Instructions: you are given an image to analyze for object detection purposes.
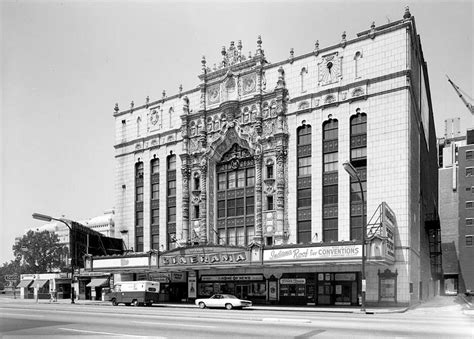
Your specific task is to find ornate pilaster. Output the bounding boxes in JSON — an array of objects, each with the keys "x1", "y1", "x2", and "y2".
[
  {"x1": 199, "y1": 158, "x2": 208, "y2": 244},
  {"x1": 199, "y1": 56, "x2": 207, "y2": 111},
  {"x1": 275, "y1": 147, "x2": 287, "y2": 241},
  {"x1": 254, "y1": 151, "x2": 263, "y2": 243},
  {"x1": 180, "y1": 96, "x2": 190, "y2": 154},
  {"x1": 180, "y1": 158, "x2": 191, "y2": 243}
]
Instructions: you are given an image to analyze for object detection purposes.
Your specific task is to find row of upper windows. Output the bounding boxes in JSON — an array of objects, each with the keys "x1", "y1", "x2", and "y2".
[{"x1": 297, "y1": 113, "x2": 367, "y2": 146}]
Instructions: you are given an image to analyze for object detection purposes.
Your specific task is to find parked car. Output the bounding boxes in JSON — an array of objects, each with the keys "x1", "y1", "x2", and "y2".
[{"x1": 195, "y1": 294, "x2": 252, "y2": 310}]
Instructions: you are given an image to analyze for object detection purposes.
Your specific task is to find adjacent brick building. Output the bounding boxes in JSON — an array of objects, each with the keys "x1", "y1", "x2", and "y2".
[{"x1": 438, "y1": 122, "x2": 474, "y2": 294}]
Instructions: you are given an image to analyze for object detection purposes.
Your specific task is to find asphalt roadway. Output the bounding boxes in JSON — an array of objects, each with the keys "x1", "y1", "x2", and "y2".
[{"x1": 0, "y1": 295, "x2": 472, "y2": 338}]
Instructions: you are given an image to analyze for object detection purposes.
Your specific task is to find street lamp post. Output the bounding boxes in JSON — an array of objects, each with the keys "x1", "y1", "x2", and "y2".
[
  {"x1": 32, "y1": 213, "x2": 75, "y2": 304},
  {"x1": 342, "y1": 161, "x2": 366, "y2": 313}
]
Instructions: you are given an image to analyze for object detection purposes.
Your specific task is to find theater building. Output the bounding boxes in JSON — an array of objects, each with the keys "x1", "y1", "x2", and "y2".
[{"x1": 87, "y1": 8, "x2": 441, "y2": 306}]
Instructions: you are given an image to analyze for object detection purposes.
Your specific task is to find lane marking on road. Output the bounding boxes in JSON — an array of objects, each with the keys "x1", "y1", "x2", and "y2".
[
  {"x1": 133, "y1": 320, "x2": 216, "y2": 329},
  {"x1": 294, "y1": 329, "x2": 326, "y2": 338},
  {"x1": 58, "y1": 327, "x2": 160, "y2": 337},
  {"x1": 1, "y1": 313, "x2": 45, "y2": 319},
  {"x1": 262, "y1": 318, "x2": 312, "y2": 324}
]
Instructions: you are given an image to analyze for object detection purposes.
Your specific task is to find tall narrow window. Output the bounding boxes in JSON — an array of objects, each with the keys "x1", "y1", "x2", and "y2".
[
  {"x1": 169, "y1": 108, "x2": 174, "y2": 128},
  {"x1": 150, "y1": 158, "x2": 160, "y2": 250},
  {"x1": 194, "y1": 173, "x2": 200, "y2": 191},
  {"x1": 167, "y1": 155, "x2": 177, "y2": 249},
  {"x1": 266, "y1": 161, "x2": 274, "y2": 179},
  {"x1": 354, "y1": 51, "x2": 362, "y2": 78},
  {"x1": 350, "y1": 113, "x2": 367, "y2": 241},
  {"x1": 297, "y1": 125, "x2": 312, "y2": 243},
  {"x1": 323, "y1": 120, "x2": 338, "y2": 242},
  {"x1": 137, "y1": 117, "x2": 142, "y2": 137},
  {"x1": 121, "y1": 120, "x2": 126, "y2": 142},
  {"x1": 300, "y1": 67, "x2": 308, "y2": 93},
  {"x1": 135, "y1": 161, "x2": 144, "y2": 252},
  {"x1": 216, "y1": 144, "x2": 255, "y2": 246}
]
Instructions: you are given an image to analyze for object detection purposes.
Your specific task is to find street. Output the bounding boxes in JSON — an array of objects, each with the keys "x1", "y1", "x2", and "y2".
[{"x1": 0, "y1": 296, "x2": 472, "y2": 338}]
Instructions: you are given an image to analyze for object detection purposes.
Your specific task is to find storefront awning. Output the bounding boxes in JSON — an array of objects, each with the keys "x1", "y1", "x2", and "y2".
[
  {"x1": 16, "y1": 280, "x2": 33, "y2": 288},
  {"x1": 86, "y1": 278, "x2": 109, "y2": 288},
  {"x1": 32, "y1": 279, "x2": 49, "y2": 289}
]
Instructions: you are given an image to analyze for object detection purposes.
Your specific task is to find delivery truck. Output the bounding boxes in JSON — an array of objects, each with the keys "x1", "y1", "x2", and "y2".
[{"x1": 107, "y1": 281, "x2": 160, "y2": 306}]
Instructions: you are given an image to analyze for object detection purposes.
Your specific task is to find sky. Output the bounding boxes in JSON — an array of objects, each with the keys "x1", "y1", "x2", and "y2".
[{"x1": 1, "y1": 0, "x2": 472, "y2": 264}]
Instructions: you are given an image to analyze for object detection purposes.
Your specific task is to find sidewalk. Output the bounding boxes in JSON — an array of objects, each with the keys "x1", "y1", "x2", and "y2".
[{"x1": 0, "y1": 296, "x2": 407, "y2": 314}]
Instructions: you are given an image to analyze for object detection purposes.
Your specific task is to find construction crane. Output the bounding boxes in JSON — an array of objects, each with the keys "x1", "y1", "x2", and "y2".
[{"x1": 446, "y1": 75, "x2": 474, "y2": 114}]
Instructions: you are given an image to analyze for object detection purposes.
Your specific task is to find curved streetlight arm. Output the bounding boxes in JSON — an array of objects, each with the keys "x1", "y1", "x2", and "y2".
[
  {"x1": 342, "y1": 161, "x2": 366, "y2": 313},
  {"x1": 31, "y1": 212, "x2": 75, "y2": 304},
  {"x1": 32, "y1": 213, "x2": 72, "y2": 230}
]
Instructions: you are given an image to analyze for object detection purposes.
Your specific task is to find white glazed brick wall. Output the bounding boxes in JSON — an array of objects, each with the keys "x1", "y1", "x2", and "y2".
[
  {"x1": 264, "y1": 28, "x2": 407, "y2": 100},
  {"x1": 114, "y1": 152, "x2": 136, "y2": 249},
  {"x1": 115, "y1": 89, "x2": 200, "y2": 147}
]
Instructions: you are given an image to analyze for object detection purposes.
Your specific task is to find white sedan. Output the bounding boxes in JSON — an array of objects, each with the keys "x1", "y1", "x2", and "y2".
[{"x1": 195, "y1": 294, "x2": 252, "y2": 310}]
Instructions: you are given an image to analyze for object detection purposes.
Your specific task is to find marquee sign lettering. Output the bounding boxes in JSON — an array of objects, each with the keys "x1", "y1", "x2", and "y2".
[
  {"x1": 263, "y1": 245, "x2": 362, "y2": 262},
  {"x1": 160, "y1": 251, "x2": 248, "y2": 267}
]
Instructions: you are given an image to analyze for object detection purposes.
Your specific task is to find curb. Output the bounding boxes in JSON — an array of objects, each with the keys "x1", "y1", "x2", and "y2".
[{"x1": 0, "y1": 298, "x2": 407, "y2": 314}]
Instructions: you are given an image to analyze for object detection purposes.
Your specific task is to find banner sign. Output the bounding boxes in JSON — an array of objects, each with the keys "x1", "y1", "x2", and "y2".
[
  {"x1": 201, "y1": 275, "x2": 264, "y2": 282},
  {"x1": 263, "y1": 245, "x2": 362, "y2": 262},
  {"x1": 93, "y1": 256, "x2": 149, "y2": 269},
  {"x1": 161, "y1": 251, "x2": 248, "y2": 267},
  {"x1": 280, "y1": 278, "x2": 306, "y2": 285}
]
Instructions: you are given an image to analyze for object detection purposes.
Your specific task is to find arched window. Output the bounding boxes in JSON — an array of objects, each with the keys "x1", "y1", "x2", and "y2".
[
  {"x1": 121, "y1": 119, "x2": 126, "y2": 142},
  {"x1": 350, "y1": 112, "x2": 367, "y2": 241},
  {"x1": 322, "y1": 119, "x2": 338, "y2": 242},
  {"x1": 216, "y1": 144, "x2": 255, "y2": 246},
  {"x1": 167, "y1": 155, "x2": 177, "y2": 249},
  {"x1": 169, "y1": 108, "x2": 174, "y2": 128},
  {"x1": 135, "y1": 161, "x2": 144, "y2": 252},
  {"x1": 300, "y1": 67, "x2": 308, "y2": 93},
  {"x1": 354, "y1": 51, "x2": 362, "y2": 78},
  {"x1": 137, "y1": 117, "x2": 142, "y2": 137},
  {"x1": 266, "y1": 159, "x2": 274, "y2": 179},
  {"x1": 297, "y1": 125, "x2": 312, "y2": 243}
]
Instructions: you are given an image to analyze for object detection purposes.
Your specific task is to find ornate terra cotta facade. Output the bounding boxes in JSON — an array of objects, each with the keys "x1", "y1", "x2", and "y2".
[{"x1": 98, "y1": 7, "x2": 441, "y2": 307}]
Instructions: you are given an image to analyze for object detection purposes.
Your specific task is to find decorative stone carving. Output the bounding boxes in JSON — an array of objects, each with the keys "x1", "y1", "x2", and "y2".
[
  {"x1": 270, "y1": 100, "x2": 277, "y2": 117},
  {"x1": 276, "y1": 66, "x2": 286, "y2": 89},
  {"x1": 254, "y1": 152, "x2": 263, "y2": 242},
  {"x1": 191, "y1": 195, "x2": 200, "y2": 205},
  {"x1": 242, "y1": 73, "x2": 256, "y2": 94},
  {"x1": 262, "y1": 120, "x2": 275, "y2": 138},
  {"x1": 319, "y1": 53, "x2": 341, "y2": 85},
  {"x1": 324, "y1": 94, "x2": 336, "y2": 104},
  {"x1": 314, "y1": 40, "x2": 319, "y2": 56},
  {"x1": 199, "y1": 158, "x2": 208, "y2": 244},
  {"x1": 298, "y1": 101, "x2": 309, "y2": 110},
  {"x1": 352, "y1": 87, "x2": 365, "y2": 97},
  {"x1": 189, "y1": 138, "x2": 200, "y2": 153}
]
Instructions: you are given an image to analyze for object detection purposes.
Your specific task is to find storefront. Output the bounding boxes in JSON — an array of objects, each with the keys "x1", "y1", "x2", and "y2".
[
  {"x1": 16, "y1": 277, "x2": 34, "y2": 299},
  {"x1": 86, "y1": 277, "x2": 110, "y2": 300},
  {"x1": 86, "y1": 240, "x2": 396, "y2": 306},
  {"x1": 277, "y1": 272, "x2": 358, "y2": 306},
  {"x1": 198, "y1": 274, "x2": 266, "y2": 303},
  {"x1": 149, "y1": 272, "x2": 188, "y2": 302},
  {"x1": 18, "y1": 273, "x2": 72, "y2": 300}
]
